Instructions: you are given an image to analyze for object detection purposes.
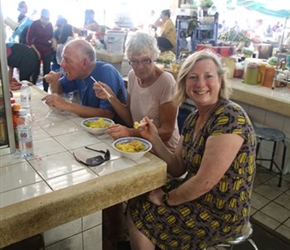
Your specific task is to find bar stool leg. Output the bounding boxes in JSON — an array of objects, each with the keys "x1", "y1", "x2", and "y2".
[
  {"x1": 256, "y1": 140, "x2": 261, "y2": 158},
  {"x1": 278, "y1": 141, "x2": 287, "y2": 187},
  {"x1": 248, "y1": 239, "x2": 259, "y2": 250},
  {"x1": 269, "y1": 141, "x2": 277, "y2": 172}
]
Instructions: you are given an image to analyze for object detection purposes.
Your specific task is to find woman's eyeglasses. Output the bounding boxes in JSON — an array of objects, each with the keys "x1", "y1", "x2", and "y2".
[
  {"x1": 129, "y1": 59, "x2": 152, "y2": 66},
  {"x1": 73, "y1": 146, "x2": 110, "y2": 167}
]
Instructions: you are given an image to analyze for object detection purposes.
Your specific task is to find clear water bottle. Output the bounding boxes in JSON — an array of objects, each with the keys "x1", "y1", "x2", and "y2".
[
  {"x1": 17, "y1": 109, "x2": 33, "y2": 158},
  {"x1": 20, "y1": 80, "x2": 31, "y2": 111}
]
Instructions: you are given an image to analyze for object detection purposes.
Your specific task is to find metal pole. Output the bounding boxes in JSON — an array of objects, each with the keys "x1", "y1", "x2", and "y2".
[{"x1": 0, "y1": 0, "x2": 16, "y2": 153}]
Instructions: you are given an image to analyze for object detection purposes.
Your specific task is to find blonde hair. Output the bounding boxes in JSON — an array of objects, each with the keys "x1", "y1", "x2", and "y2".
[{"x1": 174, "y1": 50, "x2": 232, "y2": 106}]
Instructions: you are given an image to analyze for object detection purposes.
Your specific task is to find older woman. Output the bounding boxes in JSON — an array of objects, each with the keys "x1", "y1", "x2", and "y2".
[
  {"x1": 127, "y1": 50, "x2": 257, "y2": 250},
  {"x1": 94, "y1": 31, "x2": 180, "y2": 152}
]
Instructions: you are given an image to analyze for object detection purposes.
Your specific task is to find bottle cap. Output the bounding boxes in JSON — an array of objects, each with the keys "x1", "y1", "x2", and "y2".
[
  {"x1": 19, "y1": 109, "x2": 28, "y2": 116},
  {"x1": 13, "y1": 104, "x2": 21, "y2": 111},
  {"x1": 21, "y1": 80, "x2": 29, "y2": 85},
  {"x1": 10, "y1": 97, "x2": 16, "y2": 104}
]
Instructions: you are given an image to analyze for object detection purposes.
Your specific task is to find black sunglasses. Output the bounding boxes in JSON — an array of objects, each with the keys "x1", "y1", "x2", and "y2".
[{"x1": 73, "y1": 146, "x2": 110, "y2": 167}]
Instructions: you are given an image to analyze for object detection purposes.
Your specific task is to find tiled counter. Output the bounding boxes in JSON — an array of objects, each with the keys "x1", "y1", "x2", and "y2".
[
  {"x1": 228, "y1": 78, "x2": 290, "y2": 117},
  {"x1": 0, "y1": 87, "x2": 167, "y2": 249},
  {"x1": 228, "y1": 78, "x2": 290, "y2": 174}
]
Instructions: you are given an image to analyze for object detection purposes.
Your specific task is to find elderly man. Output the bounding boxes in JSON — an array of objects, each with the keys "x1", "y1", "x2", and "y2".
[{"x1": 42, "y1": 39, "x2": 127, "y2": 122}]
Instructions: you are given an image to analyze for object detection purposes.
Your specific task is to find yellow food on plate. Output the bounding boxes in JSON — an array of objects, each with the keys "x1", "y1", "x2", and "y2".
[
  {"x1": 84, "y1": 118, "x2": 110, "y2": 129},
  {"x1": 116, "y1": 140, "x2": 147, "y2": 152}
]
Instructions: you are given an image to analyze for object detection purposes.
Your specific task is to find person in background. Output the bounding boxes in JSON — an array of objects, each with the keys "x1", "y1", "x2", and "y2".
[
  {"x1": 12, "y1": 1, "x2": 32, "y2": 44},
  {"x1": 126, "y1": 50, "x2": 257, "y2": 249},
  {"x1": 272, "y1": 21, "x2": 280, "y2": 32},
  {"x1": 154, "y1": 9, "x2": 176, "y2": 52},
  {"x1": 94, "y1": 31, "x2": 180, "y2": 152},
  {"x1": 42, "y1": 39, "x2": 127, "y2": 120},
  {"x1": 17, "y1": 1, "x2": 27, "y2": 22},
  {"x1": 56, "y1": 24, "x2": 74, "y2": 67},
  {"x1": 51, "y1": 16, "x2": 68, "y2": 72},
  {"x1": 84, "y1": 9, "x2": 100, "y2": 32},
  {"x1": 250, "y1": 19, "x2": 265, "y2": 43},
  {"x1": 6, "y1": 43, "x2": 38, "y2": 90},
  {"x1": 218, "y1": 20, "x2": 228, "y2": 35},
  {"x1": 26, "y1": 9, "x2": 53, "y2": 92}
]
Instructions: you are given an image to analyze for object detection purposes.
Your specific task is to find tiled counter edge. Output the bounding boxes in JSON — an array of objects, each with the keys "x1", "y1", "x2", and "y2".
[{"x1": 0, "y1": 153, "x2": 167, "y2": 248}]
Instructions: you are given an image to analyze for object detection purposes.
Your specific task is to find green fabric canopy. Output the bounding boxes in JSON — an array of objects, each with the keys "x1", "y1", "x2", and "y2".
[{"x1": 236, "y1": 0, "x2": 290, "y2": 18}]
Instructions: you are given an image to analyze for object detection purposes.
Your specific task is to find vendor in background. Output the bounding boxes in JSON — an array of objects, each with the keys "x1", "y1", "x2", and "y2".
[
  {"x1": 250, "y1": 19, "x2": 265, "y2": 43},
  {"x1": 84, "y1": 9, "x2": 100, "y2": 32},
  {"x1": 154, "y1": 9, "x2": 176, "y2": 52}
]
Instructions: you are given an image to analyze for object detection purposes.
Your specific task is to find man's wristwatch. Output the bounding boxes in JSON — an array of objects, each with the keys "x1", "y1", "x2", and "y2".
[{"x1": 162, "y1": 192, "x2": 172, "y2": 206}]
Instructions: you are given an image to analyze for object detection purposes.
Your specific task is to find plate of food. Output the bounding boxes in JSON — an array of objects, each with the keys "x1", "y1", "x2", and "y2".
[
  {"x1": 112, "y1": 137, "x2": 152, "y2": 160},
  {"x1": 81, "y1": 117, "x2": 114, "y2": 135}
]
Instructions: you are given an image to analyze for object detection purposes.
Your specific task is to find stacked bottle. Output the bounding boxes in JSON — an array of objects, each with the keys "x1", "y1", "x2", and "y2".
[
  {"x1": 17, "y1": 109, "x2": 34, "y2": 158},
  {"x1": 20, "y1": 80, "x2": 32, "y2": 117}
]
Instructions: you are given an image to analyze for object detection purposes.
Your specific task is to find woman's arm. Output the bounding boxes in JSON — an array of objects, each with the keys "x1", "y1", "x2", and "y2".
[
  {"x1": 94, "y1": 82, "x2": 132, "y2": 126},
  {"x1": 165, "y1": 134, "x2": 244, "y2": 206},
  {"x1": 156, "y1": 100, "x2": 178, "y2": 142},
  {"x1": 140, "y1": 117, "x2": 186, "y2": 177},
  {"x1": 108, "y1": 93, "x2": 133, "y2": 126}
]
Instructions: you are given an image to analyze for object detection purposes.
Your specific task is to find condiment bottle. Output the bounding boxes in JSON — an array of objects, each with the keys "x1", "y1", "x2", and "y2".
[{"x1": 12, "y1": 104, "x2": 21, "y2": 149}]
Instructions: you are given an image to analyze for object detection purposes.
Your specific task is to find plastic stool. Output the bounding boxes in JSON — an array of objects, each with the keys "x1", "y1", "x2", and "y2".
[
  {"x1": 255, "y1": 127, "x2": 287, "y2": 187},
  {"x1": 204, "y1": 222, "x2": 258, "y2": 250}
]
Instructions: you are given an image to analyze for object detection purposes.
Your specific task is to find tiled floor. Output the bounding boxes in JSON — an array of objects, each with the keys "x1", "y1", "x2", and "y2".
[{"x1": 250, "y1": 165, "x2": 290, "y2": 241}]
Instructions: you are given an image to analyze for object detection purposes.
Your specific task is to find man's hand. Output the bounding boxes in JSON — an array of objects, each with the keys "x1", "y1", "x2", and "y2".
[
  {"x1": 41, "y1": 93, "x2": 70, "y2": 111},
  {"x1": 44, "y1": 71, "x2": 62, "y2": 93}
]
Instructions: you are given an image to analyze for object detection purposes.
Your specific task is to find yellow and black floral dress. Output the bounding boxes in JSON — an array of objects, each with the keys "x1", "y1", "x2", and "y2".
[{"x1": 129, "y1": 99, "x2": 257, "y2": 250}]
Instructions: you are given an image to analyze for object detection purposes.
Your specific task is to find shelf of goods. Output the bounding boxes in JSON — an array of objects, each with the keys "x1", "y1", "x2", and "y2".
[{"x1": 175, "y1": 14, "x2": 218, "y2": 57}]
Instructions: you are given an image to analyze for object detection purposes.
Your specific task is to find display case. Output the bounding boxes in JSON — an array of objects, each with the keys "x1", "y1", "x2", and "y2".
[
  {"x1": 0, "y1": 0, "x2": 16, "y2": 152},
  {"x1": 194, "y1": 21, "x2": 218, "y2": 46},
  {"x1": 175, "y1": 11, "x2": 218, "y2": 56}
]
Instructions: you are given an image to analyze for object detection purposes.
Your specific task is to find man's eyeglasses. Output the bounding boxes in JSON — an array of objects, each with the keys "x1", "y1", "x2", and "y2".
[
  {"x1": 73, "y1": 146, "x2": 110, "y2": 167},
  {"x1": 129, "y1": 59, "x2": 152, "y2": 66}
]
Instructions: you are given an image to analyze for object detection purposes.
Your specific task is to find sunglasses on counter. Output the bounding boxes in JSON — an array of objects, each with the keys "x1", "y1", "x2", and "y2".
[{"x1": 73, "y1": 146, "x2": 110, "y2": 167}]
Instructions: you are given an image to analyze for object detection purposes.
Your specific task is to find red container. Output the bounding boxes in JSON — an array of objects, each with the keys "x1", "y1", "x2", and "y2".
[{"x1": 196, "y1": 45, "x2": 235, "y2": 57}]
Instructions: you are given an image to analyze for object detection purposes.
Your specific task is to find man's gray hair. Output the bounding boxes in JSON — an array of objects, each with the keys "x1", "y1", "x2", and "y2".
[{"x1": 65, "y1": 39, "x2": 96, "y2": 62}]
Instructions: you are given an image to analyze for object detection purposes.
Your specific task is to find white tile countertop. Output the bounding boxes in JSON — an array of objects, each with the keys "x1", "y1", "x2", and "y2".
[
  {"x1": 228, "y1": 78, "x2": 290, "y2": 117},
  {"x1": 0, "y1": 86, "x2": 167, "y2": 248},
  {"x1": 229, "y1": 78, "x2": 290, "y2": 104}
]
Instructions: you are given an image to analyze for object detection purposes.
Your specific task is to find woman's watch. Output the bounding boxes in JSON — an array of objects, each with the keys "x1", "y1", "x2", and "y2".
[{"x1": 162, "y1": 192, "x2": 172, "y2": 206}]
